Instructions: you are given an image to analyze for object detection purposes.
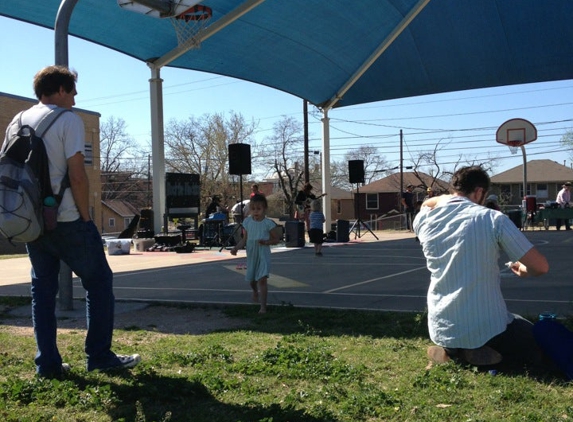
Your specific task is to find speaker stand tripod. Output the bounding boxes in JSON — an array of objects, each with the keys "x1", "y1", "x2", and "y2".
[
  {"x1": 220, "y1": 173, "x2": 246, "y2": 252},
  {"x1": 349, "y1": 184, "x2": 378, "y2": 240}
]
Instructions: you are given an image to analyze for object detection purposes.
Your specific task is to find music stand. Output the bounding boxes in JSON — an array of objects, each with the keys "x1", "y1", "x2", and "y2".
[{"x1": 349, "y1": 183, "x2": 378, "y2": 240}]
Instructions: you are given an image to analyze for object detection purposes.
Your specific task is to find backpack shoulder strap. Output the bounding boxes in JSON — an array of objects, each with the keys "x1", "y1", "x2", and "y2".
[
  {"x1": 31, "y1": 107, "x2": 72, "y2": 203},
  {"x1": 34, "y1": 107, "x2": 70, "y2": 137},
  {"x1": 15, "y1": 111, "x2": 25, "y2": 129}
]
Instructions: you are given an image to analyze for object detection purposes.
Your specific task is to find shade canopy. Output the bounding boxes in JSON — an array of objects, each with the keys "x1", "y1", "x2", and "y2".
[{"x1": 2, "y1": 0, "x2": 573, "y2": 110}]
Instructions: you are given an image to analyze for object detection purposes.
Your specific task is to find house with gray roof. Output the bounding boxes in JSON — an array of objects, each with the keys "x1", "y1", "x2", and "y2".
[{"x1": 490, "y1": 159, "x2": 573, "y2": 207}]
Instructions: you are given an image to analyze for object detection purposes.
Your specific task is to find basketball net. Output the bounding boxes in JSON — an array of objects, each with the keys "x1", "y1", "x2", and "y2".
[
  {"x1": 170, "y1": 5, "x2": 212, "y2": 49},
  {"x1": 507, "y1": 140, "x2": 522, "y2": 155}
]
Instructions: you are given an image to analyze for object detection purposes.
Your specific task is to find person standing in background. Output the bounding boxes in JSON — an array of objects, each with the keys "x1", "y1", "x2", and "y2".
[
  {"x1": 250, "y1": 184, "x2": 263, "y2": 198},
  {"x1": 308, "y1": 200, "x2": 326, "y2": 256},
  {"x1": 401, "y1": 184, "x2": 415, "y2": 232},
  {"x1": 485, "y1": 194, "x2": 501, "y2": 211},
  {"x1": 555, "y1": 182, "x2": 571, "y2": 231},
  {"x1": 295, "y1": 183, "x2": 317, "y2": 231}
]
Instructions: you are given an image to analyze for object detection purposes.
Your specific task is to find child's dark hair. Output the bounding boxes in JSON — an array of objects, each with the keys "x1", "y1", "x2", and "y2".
[{"x1": 250, "y1": 194, "x2": 268, "y2": 208}]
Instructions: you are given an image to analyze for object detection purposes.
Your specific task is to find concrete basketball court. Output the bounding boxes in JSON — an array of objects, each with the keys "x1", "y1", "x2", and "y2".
[{"x1": 1, "y1": 229, "x2": 573, "y2": 318}]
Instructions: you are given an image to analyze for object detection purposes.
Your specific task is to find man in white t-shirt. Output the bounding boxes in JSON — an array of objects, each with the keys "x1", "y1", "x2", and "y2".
[
  {"x1": 2, "y1": 66, "x2": 140, "y2": 378},
  {"x1": 414, "y1": 166, "x2": 549, "y2": 368},
  {"x1": 231, "y1": 199, "x2": 250, "y2": 223},
  {"x1": 555, "y1": 182, "x2": 571, "y2": 231}
]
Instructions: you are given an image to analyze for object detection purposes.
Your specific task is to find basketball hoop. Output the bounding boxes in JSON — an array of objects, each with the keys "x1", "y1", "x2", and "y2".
[
  {"x1": 496, "y1": 118, "x2": 537, "y2": 154},
  {"x1": 170, "y1": 4, "x2": 212, "y2": 48}
]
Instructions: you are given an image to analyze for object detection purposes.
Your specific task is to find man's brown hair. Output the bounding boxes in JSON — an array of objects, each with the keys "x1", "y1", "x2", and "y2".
[
  {"x1": 451, "y1": 166, "x2": 490, "y2": 195},
  {"x1": 33, "y1": 65, "x2": 77, "y2": 100}
]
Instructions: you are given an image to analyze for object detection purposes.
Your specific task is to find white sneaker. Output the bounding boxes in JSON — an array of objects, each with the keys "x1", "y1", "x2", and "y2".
[
  {"x1": 115, "y1": 354, "x2": 141, "y2": 369},
  {"x1": 89, "y1": 354, "x2": 141, "y2": 372}
]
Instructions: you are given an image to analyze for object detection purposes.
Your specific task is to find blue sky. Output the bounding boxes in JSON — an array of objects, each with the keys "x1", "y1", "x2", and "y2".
[{"x1": 1, "y1": 16, "x2": 572, "y2": 177}]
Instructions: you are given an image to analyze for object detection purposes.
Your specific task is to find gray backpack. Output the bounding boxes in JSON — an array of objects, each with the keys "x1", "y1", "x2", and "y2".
[{"x1": 0, "y1": 108, "x2": 69, "y2": 244}]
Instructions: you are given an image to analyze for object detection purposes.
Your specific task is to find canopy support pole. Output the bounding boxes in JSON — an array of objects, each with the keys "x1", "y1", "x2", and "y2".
[
  {"x1": 321, "y1": 110, "x2": 331, "y2": 231},
  {"x1": 54, "y1": 0, "x2": 80, "y2": 311},
  {"x1": 148, "y1": 65, "x2": 166, "y2": 235}
]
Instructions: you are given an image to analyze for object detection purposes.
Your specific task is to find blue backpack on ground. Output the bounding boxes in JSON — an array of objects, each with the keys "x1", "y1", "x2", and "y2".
[
  {"x1": 0, "y1": 108, "x2": 69, "y2": 244},
  {"x1": 533, "y1": 319, "x2": 573, "y2": 380}
]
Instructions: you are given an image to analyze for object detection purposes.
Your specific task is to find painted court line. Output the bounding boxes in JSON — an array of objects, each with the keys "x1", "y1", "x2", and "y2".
[{"x1": 323, "y1": 266, "x2": 427, "y2": 294}]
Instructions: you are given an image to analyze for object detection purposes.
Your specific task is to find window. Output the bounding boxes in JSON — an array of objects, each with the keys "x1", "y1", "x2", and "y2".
[
  {"x1": 84, "y1": 144, "x2": 93, "y2": 165},
  {"x1": 109, "y1": 218, "x2": 115, "y2": 227},
  {"x1": 124, "y1": 218, "x2": 131, "y2": 229},
  {"x1": 336, "y1": 200, "x2": 341, "y2": 214},
  {"x1": 536, "y1": 183, "x2": 548, "y2": 200},
  {"x1": 366, "y1": 193, "x2": 378, "y2": 210},
  {"x1": 500, "y1": 184, "x2": 510, "y2": 193},
  {"x1": 519, "y1": 184, "x2": 532, "y2": 198}
]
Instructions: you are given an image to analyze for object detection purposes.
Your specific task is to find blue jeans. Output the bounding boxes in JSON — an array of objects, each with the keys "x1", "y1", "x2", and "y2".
[{"x1": 26, "y1": 219, "x2": 116, "y2": 375}]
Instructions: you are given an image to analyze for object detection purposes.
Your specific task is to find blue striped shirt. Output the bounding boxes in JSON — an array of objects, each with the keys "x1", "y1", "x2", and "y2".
[
  {"x1": 309, "y1": 211, "x2": 325, "y2": 230},
  {"x1": 413, "y1": 196, "x2": 533, "y2": 349}
]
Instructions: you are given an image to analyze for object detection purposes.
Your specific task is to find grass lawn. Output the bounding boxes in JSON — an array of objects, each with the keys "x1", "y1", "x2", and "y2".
[{"x1": 1, "y1": 297, "x2": 572, "y2": 422}]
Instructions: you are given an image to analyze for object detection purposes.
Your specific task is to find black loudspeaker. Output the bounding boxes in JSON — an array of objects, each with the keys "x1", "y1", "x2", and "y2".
[
  {"x1": 285, "y1": 221, "x2": 305, "y2": 247},
  {"x1": 229, "y1": 143, "x2": 251, "y2": 175},
  {"x1": 336, "y1": 219, "x2": 350, "y2": 242},
  {"x1": 348, "y1": 160, "x2": 365, "y2": 183},
  {"x1": 136, "y1": 212, "x2": 154, "y2": 239}
]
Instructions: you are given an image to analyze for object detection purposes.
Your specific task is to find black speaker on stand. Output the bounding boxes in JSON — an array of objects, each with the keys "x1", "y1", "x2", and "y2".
[
  {"x1": 229, "y1": 143, "x2": 251, "y2": 176},
  {"x1": 348, "y1": 160, "x2": 365, "y2": 184},
  {"x1": 221, "y1": 143, "x2": 252, "y2": 251},
  {"x1": 347, "y1": 160, "x2": 378, "y2": 240}
]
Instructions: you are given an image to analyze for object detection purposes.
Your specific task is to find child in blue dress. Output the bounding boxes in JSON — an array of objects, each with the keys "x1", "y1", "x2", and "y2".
[{"x1": 231, "y1": 194, "x2": 280, "y2": 314}]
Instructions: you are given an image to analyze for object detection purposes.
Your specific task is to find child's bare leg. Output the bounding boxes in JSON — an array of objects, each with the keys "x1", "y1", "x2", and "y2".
[
  {"x1": 258, "y1": 276, "x2": 268, "y2": 314},
  {"x1": 250, "y1": 280, "x2": 259, "y2": 303}
]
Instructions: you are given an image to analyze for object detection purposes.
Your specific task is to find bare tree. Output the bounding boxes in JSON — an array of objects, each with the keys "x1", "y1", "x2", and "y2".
[
  {"x1": 164, "y1": 111, "x2": 257, "y2": 211},
  {"x1": 331, "y1": 145, "x2": 392, "y2": 190},
  {"x1": 259, "y1": 116, "x2": 305, "y2": 217},
  {"x1": 560, "y1": 130, "x2": 573, "y2": 163},
  {"x1": 99, "y1": 116, "x2": 148, "y2": 208},
  {"x1": 408, "y1": 139, "x2": 498, "y2": 191}
]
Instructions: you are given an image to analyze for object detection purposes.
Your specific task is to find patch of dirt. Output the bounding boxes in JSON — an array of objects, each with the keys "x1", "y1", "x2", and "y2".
[{"x1": 0, "y1": 305, "x2": 253, "y2": 337}]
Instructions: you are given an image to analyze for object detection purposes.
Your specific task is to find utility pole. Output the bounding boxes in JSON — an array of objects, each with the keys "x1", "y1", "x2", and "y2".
[
  {"x1": 399, "y1": 129, "x2": 404, "y2": 213},
  {"x1": 147, "y1": 154, "x2": 151, "y2": 207},
  {"x1": 303, "y1": 100, "x2": 309, "y2": 183}
]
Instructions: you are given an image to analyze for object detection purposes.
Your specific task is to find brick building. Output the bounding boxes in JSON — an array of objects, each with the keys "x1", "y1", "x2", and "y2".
[{"x1": 0, "y1": 92, "x2": 102, "y2": 254}]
